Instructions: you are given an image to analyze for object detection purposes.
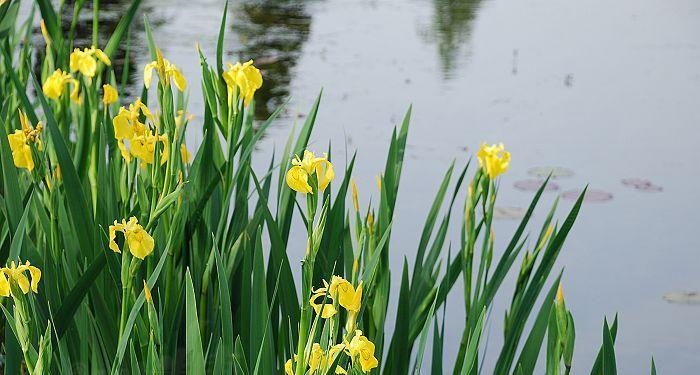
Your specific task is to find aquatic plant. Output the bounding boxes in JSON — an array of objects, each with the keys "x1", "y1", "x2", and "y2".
[{"x1": 0, "y1": 1, "x2": 656, "y2": 374}]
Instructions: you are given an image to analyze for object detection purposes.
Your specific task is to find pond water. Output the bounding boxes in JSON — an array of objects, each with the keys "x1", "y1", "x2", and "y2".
[{"x1": 25, "y1": 0, "x2": 700, "y2": 372}]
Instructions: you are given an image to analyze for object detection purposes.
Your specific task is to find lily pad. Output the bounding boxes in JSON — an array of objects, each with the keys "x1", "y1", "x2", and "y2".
[
  {"x1": 663, "y1": 291, "x2": 700, "y2": 305},
  {"x1": 621, "y1": 178, "x2": 663, "y2": 192},
  {"x1": 493, "y1": 206, "x2": 526, "y2": 220},
  {"x1": 560, "y1": 189, "x2": 613, "y2": 203},
  {"x1": 514, "y1": 179, "x2": 559, "y2": 192},
  {"x1": 527, "y1": 166, "x2": 574, "y2": 179}
]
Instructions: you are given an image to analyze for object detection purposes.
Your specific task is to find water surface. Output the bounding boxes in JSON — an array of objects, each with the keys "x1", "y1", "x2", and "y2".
[{"x1": 27, "y1": 0, "x2": 700, "y2": 372}]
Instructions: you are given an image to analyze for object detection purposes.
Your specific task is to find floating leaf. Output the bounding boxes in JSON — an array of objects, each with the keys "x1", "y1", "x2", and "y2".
[
  {"x1": 514, "y1": 179, "x2": 559, "y2": 192},
  {"x1": 621, "y1": 178, "x2": 663, "y2": 192},
  {"x1": 561, "y1": 189, "x2": 612, "y2": 203},
  {"x1": 663, "y1": 291, "x2": 700, "y2": 305},
  {"x1": 527, "y1": 167, "x2": 574, "y2": 179},
  {"x1": 493, "y1": 206, "x2": 526, "y2": 220}
]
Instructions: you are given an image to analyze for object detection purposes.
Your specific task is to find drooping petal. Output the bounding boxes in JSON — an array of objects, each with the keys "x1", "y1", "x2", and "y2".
[
  {"x1": 12, "y1": 144, "x2": 34, "y2": 172},
  {"x1": 285, "y1": 166, "x2": 313, "y2": 194},
  {"x1": 316, "y1": 159, "x2": 335, "y2": 192},
  {"x1": 126, "y1": 227, "x2": 155, "y2": 259},
  {"x1": 103, "y1": 84, "x2": 118, "y2": 105},
  {"x1": 15, "y1": 272, "x2": 30, "y2": 294},
  {"x1": 310, "y1": 292, "x2": 337, "y2": 319},
  {"x1": 172, "y1": 68, "x2": 187, "y2": 91},
  {"x1": 117, "y1": 140, "x2": 131, "y2": 163},
  {"x1": 8, "y1": 130, "x2": 26, "y2": 152},
  {"x1": 28, "y1": 265, "x2": 41, "y2": 293},
  {"x1": 113, "y1": 110, "x2": 134, "y2": 140},
  {"x1": 0, "y1": 273, "x2": 10, "y2": 297},
  {"x1": 78, "y1": 56, "x2": 97, "y2": 77},
  {"x1": 109, "y1": 223, "x2": 123, "y2": 253},
  {"x1": 143, "y1": 62, "x2": 157, "y2": 89}
]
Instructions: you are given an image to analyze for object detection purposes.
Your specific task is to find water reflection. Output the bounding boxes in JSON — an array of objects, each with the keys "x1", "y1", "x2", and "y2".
[
  {"x1": 230, "y1": 0, "x2": 312, "y2": 119},
  {"x1": 44, "y1": 0, "x2": 140, "y2": 96},
  {"x1": 424, "y1": 0, "x2": 482, "y2": 77}
]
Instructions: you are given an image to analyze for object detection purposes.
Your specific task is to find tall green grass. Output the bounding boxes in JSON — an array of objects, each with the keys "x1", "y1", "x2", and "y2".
[{"x1": 0, "y1": 1, "x2": 655, "y2": 374}]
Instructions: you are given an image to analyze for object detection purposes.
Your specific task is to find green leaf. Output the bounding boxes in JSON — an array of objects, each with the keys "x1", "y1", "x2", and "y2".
[
  {"x1": 185, "y1": 268, "x2": 206, "y2": 373},
  {"x1": 7, "y1": 193, "x2": 32, "y2": 261},
  {"x1": 216, "y1": 0, "x2": 229, "y2": 75},
  {"x1": 601, "y1": 319, "x2": 617, "y2": 375},
  {"x1": 213, "y1": 239, "x2": 233, "y2": 375},
  {"x1": 460, "y1": 307, "x2": 486, "y2": 375},
  {"x1": 515, "y1": 275, "x2": 563, "y2": 375}
]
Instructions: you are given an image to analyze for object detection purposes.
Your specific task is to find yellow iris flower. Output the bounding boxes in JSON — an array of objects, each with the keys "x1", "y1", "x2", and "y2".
[
  {"x1": 129, "y1": 132, "x2": 169, "y2": 166},
  {"x1": 109, "y1": 217, "x2": 155, "y2": 260},
  {"x1": 348, "y1": 330, "x2": 379, "y2": 373},
  {"x1": 309, "y1": 276, "x2": 362, "y2": 321},
  {"x1": 0, "y1": 260, "x2": 41, "y2": 297},
  {"x1": 329, "y1": 276, "x2": 362, "y2": 312},
  {"x1": 308, "y1": 343, "x2": 325, "y2": 374},
  {"x1": 103, "y1": 84, "x2": 118, "y2": 105},
  {"x1": 285, "y1": 344, "x2": 347, "y2": 375},
  {"x1": 285, "y1": 150, "x2": 335, "y2": 194},
  {"x1": 284, "y1": 355, "x2": 299, "y2": 375},
  {"x1": 70, "y1": 46, "x2": 111, "y2": 78},
  {"x1": 309, "y1": 282, "x2": 338, "y2": 319},
  {"x1": 222, "y1": 60, "x2": 263, "y2": 106},
  {"x1": 143, "y1": 50, "x2": 187, "y2": 91},
  {"x1": 8, "y1": 110, "x2": 43, "y2": 172},
  {"x1": 476, "y1": 142, "x2": 511, "y2": 179},
  {"x1": 112, "y1": 99, "x2": 167, "y2": 165},
  {"x1": 42, "y1": 69, "x2": 80, "y2": 102}
]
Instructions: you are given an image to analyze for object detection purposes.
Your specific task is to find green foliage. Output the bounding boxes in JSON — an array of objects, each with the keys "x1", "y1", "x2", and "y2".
[{"x1": 0, "y1": 1, "x2": 655, "y2": 374}]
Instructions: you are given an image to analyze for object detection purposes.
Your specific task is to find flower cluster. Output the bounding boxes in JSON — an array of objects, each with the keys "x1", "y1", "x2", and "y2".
[
  {"x1": 310, "y1": 276, "x2": 362, "y2": 319},
  {"x1": 109, "y1": 217, "x2": 155, "y2": 260},
  {"x1": 287, "y1": 276, "x2": 378, "y2": 374},
  {"x1": 112, "y1": 98, "x2": 171, "y2": 165},
  {"x1": 8, "y1": 110, "x2": 43, "y2": 172},
  {"x1": 476, "y1": 142, "x2": 511, "y2": 179},
  {"x1": 285, "y1": 330, "x2": 378, "y2": 374},
  {"x1": 70, "y1": 46, "x2": 111, "y2": 78},
  {"x1": 222, "y1": 60, "x2": 263, "y2": 106},
  {"x1": 0, "y1": 260, "x2": 41, "y2": 298},
  {"x1": 285, "y1": 150, "x2": 335, "y2": 194}
]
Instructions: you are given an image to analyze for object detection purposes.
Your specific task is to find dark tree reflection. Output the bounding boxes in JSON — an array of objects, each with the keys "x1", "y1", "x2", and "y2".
[
  {"x1": 426, "y1": 0, "x2": 482, "y2": 78},
  {"x1": 230, "y1": 0, "x2": 312, "y2": 119}
]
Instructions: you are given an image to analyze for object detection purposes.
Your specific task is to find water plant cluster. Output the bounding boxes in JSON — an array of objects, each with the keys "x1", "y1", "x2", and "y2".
[{"x1": 0, "y1": 0, "x2": 656, "y2": 374}]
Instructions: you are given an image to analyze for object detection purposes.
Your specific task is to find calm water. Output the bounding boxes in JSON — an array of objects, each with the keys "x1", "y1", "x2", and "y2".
[{"x1": 27, "y1": 0, "x2": 700, "y2": 372}]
